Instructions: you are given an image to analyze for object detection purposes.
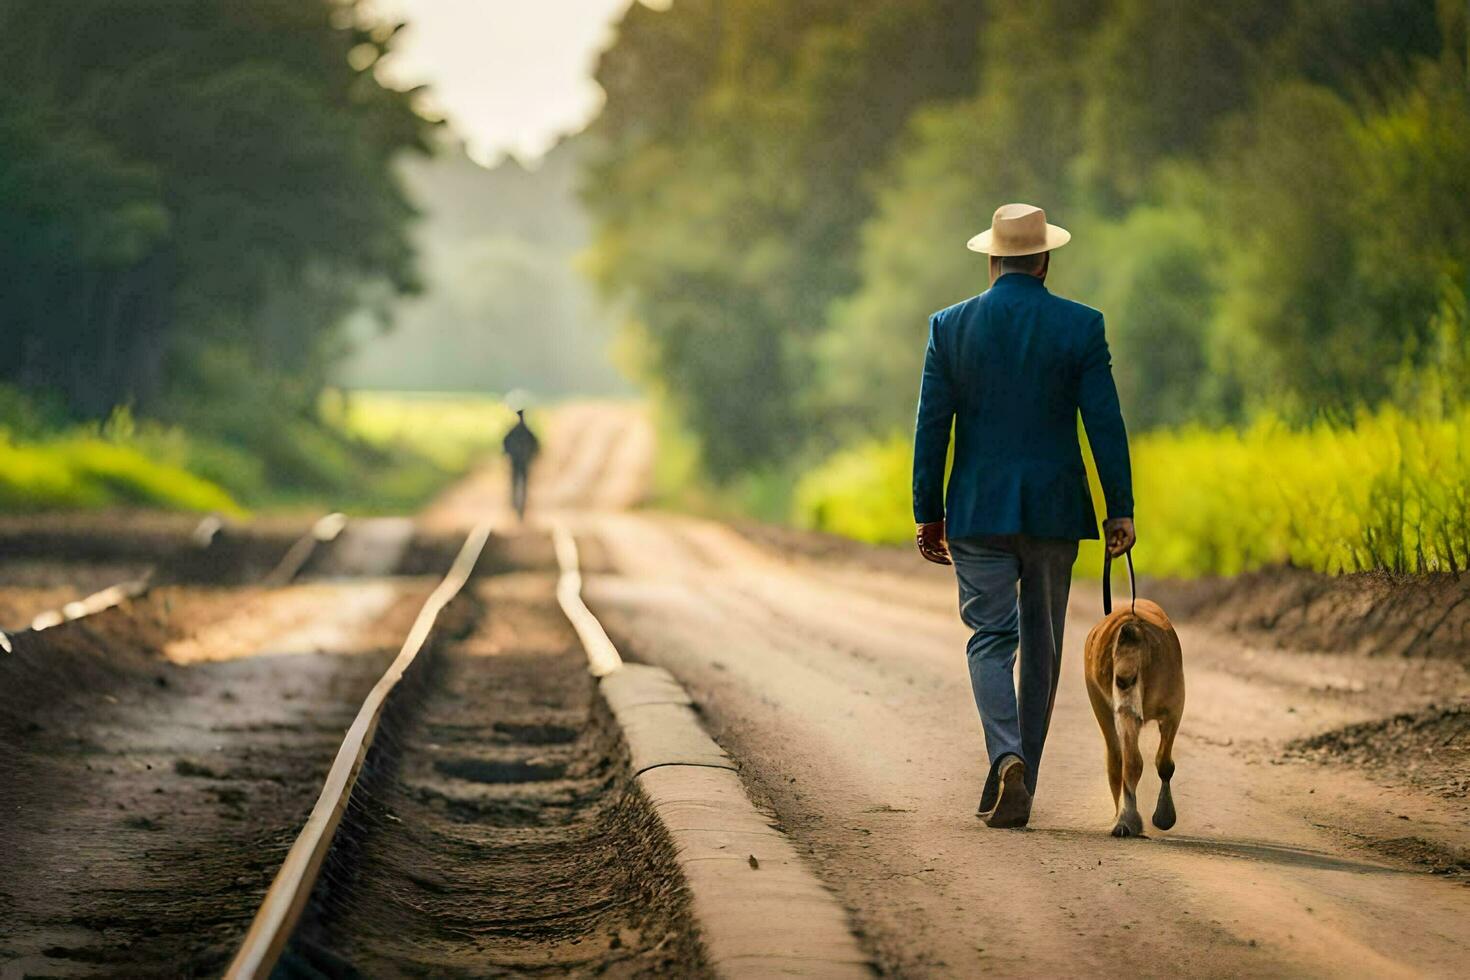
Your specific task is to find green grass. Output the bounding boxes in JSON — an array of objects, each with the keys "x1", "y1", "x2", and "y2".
[
  {"x1": 326, "y1": 390, "x2": 513, "y2": 473},
  {"x1": 793, "y1": 405, "x2": 1470, "y2": 578},
  {"x1": 0, "y1": 388, "x2": 520, "y2": 517},
  {"x1": 0, "y1": 430, "x2": 242, "y2": 514}
]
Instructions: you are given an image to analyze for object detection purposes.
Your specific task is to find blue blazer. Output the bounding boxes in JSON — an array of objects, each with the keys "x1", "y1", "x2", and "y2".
[{"x1": 912, "y1": 273, "x2": 1133, "y2": 541}]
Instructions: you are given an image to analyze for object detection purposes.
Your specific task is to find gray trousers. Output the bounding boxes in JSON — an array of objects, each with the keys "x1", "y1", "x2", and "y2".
[
  {"x1": 509, "y1": 464, "x2": 530, "y2": 519},
  {"x1": 950, "y1": 535, "x2": 1077, "y2": 803}
]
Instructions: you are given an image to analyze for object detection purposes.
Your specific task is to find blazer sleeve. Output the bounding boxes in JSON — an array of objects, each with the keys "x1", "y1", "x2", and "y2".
[
  {"x1": 1077, "y1": 313, "x2": 1134, "y2": 520},
  {"x1": 912, "y1": 313, "x2": 955, "y2": 524}
]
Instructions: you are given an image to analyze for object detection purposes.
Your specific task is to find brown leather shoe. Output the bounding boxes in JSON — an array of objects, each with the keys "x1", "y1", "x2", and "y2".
[{"x1": 981, "y1": 755, "x2": 1031, "y2": 828}]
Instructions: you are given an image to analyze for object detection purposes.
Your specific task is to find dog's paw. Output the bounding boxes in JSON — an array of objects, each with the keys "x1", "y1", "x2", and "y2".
[
  {"x1": 1111, "y1": 812, "x2": 1145, "y2": 838},
  {"x1": 1152, "y1": 784, "x2": 1177, "y2": 830}
]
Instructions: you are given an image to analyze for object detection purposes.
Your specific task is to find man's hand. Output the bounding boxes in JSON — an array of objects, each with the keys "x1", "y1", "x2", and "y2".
[
  {"x1": 916, "y1": 520, "x2": 952, "y2": 565},
  {"x1": 1104, "y1": 517, "x2": 1136, "y2": 557}
]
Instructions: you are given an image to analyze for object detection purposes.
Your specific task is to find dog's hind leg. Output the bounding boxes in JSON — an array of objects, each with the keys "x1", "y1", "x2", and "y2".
[
  {"x1": 1152, "y1": 713, "x2": 1179, "y2": 831},
  {"x1": 1086, "y1": 682, "x2": 1123, "y2": 810},
  {"x1": 1111, "y1": 709, "x2": 1145, "y2": 838}
]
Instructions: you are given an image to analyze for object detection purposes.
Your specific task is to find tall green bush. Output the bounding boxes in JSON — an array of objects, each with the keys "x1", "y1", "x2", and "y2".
[{"x1": 793, "y1": 405, "x2": 1470, "y2": 578}]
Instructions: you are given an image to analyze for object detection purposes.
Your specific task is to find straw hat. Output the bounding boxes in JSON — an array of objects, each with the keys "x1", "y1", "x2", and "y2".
[{"x1": 966, "y1": 203, "x2": 1071, "y2": 256}]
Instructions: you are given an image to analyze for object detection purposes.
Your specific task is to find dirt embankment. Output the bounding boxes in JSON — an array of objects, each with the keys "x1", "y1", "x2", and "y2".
[
  {"x1": 1287, "y1": 703, "x2": 1469, "y2": 812},
  {"x1": 0, "y1": 589, "x2": 406, "y2": 976},
  {"x1": 0, "y1": 513, "x2": 319, "y2": 631},
  {"x1": 0, "y1": 511, "x2": 321, "y2": 586},
  {"x1": 1158, "y1": 568, "x2": 1470, "y2": 841},
  {"x1": 1149, "y1": 565, "x2": 1470, "y2": 664},
  {"x1": 0, "y1": 515, "x2": 556, "y2": 633}
]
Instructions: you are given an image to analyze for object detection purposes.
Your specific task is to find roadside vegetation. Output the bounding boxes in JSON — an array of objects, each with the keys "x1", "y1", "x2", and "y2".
[
  {"x1": 586, "y1": 0, "x2": 1470, "y2": 577},
  {"x1": 0, "y1": 423, "x2": 240, "y2": 516},
  {"x1": 0, "y1": 387, "x2": 508, "y2": 516},
  {"x1": 795, "y1": 404, "x2": 1470, "y2": 578}
]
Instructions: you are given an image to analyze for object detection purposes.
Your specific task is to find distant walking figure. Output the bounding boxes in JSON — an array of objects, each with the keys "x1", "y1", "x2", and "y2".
[
  {"x1": 502, "y1": 409, "x2": 540, "y2": 521},
  {"x1": 912, "y1": 203, "x2": 1135, "y2": 828}
]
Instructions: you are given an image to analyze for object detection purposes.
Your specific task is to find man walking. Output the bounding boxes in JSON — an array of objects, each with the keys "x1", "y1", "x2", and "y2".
[
  {"x1": 913, "y1": 203, "x2": 1135, "y2": 828},
  {"x1": 502, "y1": 408, "x2": 540, "y2": 521}
]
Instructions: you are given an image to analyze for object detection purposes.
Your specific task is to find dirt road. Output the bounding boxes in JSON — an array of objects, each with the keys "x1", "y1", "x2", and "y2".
[{"x1": 471, "y1": 403, "x2": 1470, "y2": 978}]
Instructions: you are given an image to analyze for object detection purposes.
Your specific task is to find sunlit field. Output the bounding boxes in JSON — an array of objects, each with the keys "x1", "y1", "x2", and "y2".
[
  {"x1": 324, "y1": 390, "x2": 515, "y2": 473},
  {"x1": 795, "y1": 405, "x2": 1470, "y2": 578}
]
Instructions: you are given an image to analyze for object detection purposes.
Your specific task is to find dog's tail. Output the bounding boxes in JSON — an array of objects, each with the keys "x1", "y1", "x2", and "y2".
[{"x1": 1112, "y1": 619, "x2": 1145, "y2": 723}]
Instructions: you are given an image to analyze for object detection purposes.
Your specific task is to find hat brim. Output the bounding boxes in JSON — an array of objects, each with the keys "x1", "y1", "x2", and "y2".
[{"x1": 966, "y1": 224, "x2": 1071, "y2": 255}]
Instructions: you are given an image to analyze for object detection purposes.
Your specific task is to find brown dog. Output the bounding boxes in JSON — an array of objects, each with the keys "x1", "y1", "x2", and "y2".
[{"x1": 1083, "y1": 597, "x2": 1185, "y2": 838}]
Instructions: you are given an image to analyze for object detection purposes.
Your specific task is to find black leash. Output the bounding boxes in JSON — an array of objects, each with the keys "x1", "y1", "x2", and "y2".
[{"x1": 1102, "y1": 549, "x2": 1136, "y2": 616}]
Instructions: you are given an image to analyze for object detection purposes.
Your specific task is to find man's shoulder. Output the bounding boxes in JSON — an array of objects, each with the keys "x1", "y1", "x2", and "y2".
[
  {"x1": 929, "y1": 293, "x2": 985, "y2": 328},
  {"x1": 930, "y1": 286, "x2": 1103, "y2": 332},
  {"x1": 1040, "y1": 290, "x2": 1104, "y2": 327}
]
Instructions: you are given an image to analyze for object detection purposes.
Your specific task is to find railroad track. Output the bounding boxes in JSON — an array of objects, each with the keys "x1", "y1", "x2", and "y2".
[
  {"x1": 226, "y1": 522, "x2": 491, "y2": 977},
  {"x1": 13, "y1": 513, "x2": 221, "y2": 635},
  {"x1": 3, "y1": 512, "x2": 347, "y2": 642},
  {"x1": 224, "y1": 522, "x2": 701, "y2": 977}
]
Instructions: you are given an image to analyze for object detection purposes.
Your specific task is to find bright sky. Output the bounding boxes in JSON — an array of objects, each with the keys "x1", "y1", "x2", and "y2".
[{"x1": 365, "y1": 0, "x2": 663, "y2": 164}]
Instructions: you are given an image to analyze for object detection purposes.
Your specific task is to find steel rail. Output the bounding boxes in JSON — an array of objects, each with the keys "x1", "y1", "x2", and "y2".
[
  {"x1": 262, "y1": 512, "x2": 348, "y2": 586},
  {"x1": 27, "y1": 575, "x2": 153, "y2": 632},
  {"x1": 225, "y1": 521, "x2": 492, "y2": 980},
  {"x1": 12, "y1": 511, "x2": 335, "y2": 639},
  {"x1": 552, "y1": 523, "x2": 623, "y2": 677},
  {"x1": 16, "y1": 514, "x2": 225, "y2": 636}
]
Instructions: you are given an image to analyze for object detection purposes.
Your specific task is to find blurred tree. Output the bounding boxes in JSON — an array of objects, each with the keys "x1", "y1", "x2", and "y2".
[
  {"x1": 1207, "y1": 84, "x2": 1369, "y2": 417},
  {"x1": 1070, "y1": 206, "x2": 1225, "y2": 429},
  {"x1": 1269, "y1": 0, "x2": 1443, "y2": 93},
  {"x1": 1077, "y1": 0, "x2": 1278, "y2": 209},
  {"x1": 585, "y1": 0, "x2": 985, "y2": 477},
  {"x1": 816, "y1": 0, "x2": 1099, "y2": 439},
  {"x1": 0, "y1": 0, "x2": 431, "y2": 448},
  {"x1": 1355, "y1": 61, "x2": 1470, "y2": 407}
]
